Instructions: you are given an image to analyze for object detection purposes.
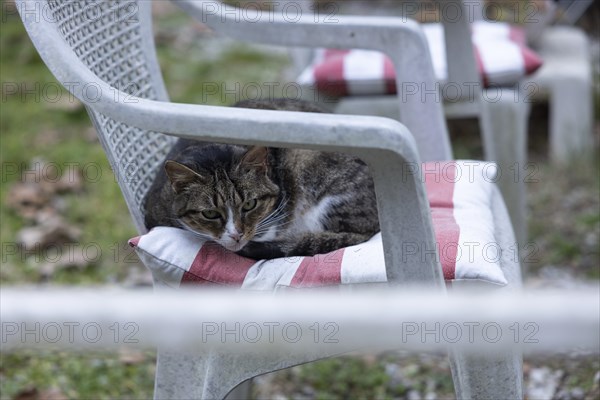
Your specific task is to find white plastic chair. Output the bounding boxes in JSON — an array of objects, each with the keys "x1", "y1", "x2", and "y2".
[
  {"x1": 17, "y1": 0, "x2": 523, "y2": 398},
  {"x1": 282, "y1": 0, "x2": 529, "y2": 247},
  {"x1": 463, "y1": 0, "x2": 594, "y2": 165},
  {"x1": 525, "y1": 28, "x2": 594, "y2": 164}
]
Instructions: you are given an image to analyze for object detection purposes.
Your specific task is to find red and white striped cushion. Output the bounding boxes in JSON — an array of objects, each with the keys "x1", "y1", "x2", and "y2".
[
  {"x1": 130, "y1": 161, "x2": 507, "y2": 289},
  {"x1": 297, "y1": 21, "x2": 543, "y2": 96}
]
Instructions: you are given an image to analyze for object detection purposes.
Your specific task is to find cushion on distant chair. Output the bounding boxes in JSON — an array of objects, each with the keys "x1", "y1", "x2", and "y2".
[
  {"x1": 297, "y1": 21, "x2": 543, "y2": 97},
  {"x1": 130, "y1": 161, "x2": 508, "y2": 289}
]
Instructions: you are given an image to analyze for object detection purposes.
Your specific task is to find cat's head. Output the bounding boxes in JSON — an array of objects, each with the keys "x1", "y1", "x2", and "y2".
[{"x1": 165, "y1": 146, "x2": 281, "y2": 252}]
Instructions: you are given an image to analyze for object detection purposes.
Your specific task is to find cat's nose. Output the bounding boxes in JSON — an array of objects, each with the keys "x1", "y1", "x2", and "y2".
[{"x1": 228, "y1": 232, "x2": 241, "y2": 242}]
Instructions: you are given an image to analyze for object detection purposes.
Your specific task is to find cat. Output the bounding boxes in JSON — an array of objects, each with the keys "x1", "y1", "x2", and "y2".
[{"x1": 143, "y1": 99, "x2": 379, "y2": 259}]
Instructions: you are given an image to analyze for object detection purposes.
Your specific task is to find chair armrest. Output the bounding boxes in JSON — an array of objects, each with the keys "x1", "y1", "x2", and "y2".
[{"x1": 173, "y1": 0, "x2": 452, "y2": 163}]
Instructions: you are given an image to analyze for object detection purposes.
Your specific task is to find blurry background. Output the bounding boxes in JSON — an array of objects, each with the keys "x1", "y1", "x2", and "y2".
[{"x1": 1, "y1": 0, "x2": 598, "y2": 398}]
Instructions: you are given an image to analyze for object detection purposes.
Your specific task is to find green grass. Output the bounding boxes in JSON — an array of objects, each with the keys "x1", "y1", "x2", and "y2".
[
  {"x1": 299, "y1": 357, "x2": 391, "y2": 399},
  {"x1": 526, "y1": 156, "x2": 600, "y2": 277},
  {"x1": 257, "y1": 354, "x2": 456, "y2": 399},
  {"x1": 0, "y1": 350, "x2": 156, "y2": 399}
]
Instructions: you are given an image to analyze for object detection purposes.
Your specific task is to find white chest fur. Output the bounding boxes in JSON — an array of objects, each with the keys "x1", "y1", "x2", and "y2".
[{"x1": 289, "y1": 195, "x2": 344, "y2": 235}]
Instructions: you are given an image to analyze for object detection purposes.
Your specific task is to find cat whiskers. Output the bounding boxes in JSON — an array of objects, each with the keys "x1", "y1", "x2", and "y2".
[
  {"x1": 255, "y1": 213, "x2": 291, "y2": 232},
  {"x1": 253, "y1": 219, "x2": 293, "y2": 237},
  {"x1": 255, "y1": 198, "x2": 290, "y2": 233}
]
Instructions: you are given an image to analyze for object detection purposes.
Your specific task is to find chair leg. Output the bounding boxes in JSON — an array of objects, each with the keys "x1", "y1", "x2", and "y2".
[
  {"x1": 154, "y1": 347, "x2": 332, "y2": 399},
  {"x1": 154, "y1": 349, "x2": 243, "y2": 400},
  {"x1": 154, "y1": 349, "x2": 209, "y2": 399},
  {"x1": 449, "y1": 350, "x2": 523, "y2": 399},
  {"x1": 479, "y1": 88, "x2": 529, "y2": 249},
  {"x1": 535, "y1": 26, "x2": 594, "y2": 164},
  {"x1": 549, "y1": 78, "x2": 593, "y2": 164}
]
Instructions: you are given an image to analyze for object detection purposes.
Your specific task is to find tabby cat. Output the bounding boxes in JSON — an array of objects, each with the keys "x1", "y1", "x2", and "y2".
[{"x1": 144, "y1": 99, "x2": 379, "y2": 259}]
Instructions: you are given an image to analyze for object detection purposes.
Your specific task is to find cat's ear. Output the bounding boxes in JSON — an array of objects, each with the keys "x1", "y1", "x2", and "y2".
[
  {"x1": 240, "y1": 146, "x2": 269, "y2": 173},
  {"x1": 164, "y1": 161, "x2": 206, "y2": 193}
]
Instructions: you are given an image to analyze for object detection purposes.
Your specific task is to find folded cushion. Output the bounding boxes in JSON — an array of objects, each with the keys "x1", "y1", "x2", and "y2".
[
  {"x1": 297, "y1": 21, "x2": 543, "y2": 97},
  {"x1": 130, "y1": 161, "x2": 507, "y2": 289}
]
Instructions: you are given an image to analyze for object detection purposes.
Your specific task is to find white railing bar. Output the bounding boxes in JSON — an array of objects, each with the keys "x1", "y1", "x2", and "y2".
[{"x1": 1, "y1": 288, "x2": 598, "y2": 354}]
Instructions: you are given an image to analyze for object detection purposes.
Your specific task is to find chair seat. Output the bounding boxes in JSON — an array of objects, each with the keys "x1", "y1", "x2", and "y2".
[
  {"x1": 297, "y1": 21, "x2": 543, "y2": 97},
  {"x1": 130, "y1": 161, "x2": 508, "y2": 289}
]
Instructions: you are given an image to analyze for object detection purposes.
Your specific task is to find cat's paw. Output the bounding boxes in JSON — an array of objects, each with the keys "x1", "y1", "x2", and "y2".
[{"x1": 235, "y1": 241, "x2": 286, "y2": 260}]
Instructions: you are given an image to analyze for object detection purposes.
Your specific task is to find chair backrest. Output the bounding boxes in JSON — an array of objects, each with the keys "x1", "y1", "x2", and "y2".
[
  {"x1": 282, "y1": 0, "x2": 481, "y2": 99},
  {"x1": 19, "y1": 0, "x2": 176, "y2": 233}
]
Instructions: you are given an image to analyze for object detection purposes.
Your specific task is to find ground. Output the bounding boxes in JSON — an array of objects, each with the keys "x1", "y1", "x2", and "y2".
[{"x1": 0, "y1": 1, "x2": 598, "y2": 399}]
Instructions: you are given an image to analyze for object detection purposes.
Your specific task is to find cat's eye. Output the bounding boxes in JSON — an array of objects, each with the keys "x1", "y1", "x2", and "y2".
[
  {"x1": 242, "y1": 199, "x2": 257, "y2": 211},
  {"x1": 201, "y1": 210, "x2": 221, "y2": 219}
]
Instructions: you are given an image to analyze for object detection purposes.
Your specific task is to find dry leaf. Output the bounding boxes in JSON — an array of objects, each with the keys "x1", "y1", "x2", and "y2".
[
  {"x1": 54, "y1": 167, "x2": 83, "y2": 193},
  {"x1": 152, "y1": 0, "x2": 177, "y2": 17},
  {"x1": 43, "y1": 96, "x2": 83, "y2": 112},
  {"x1": 38, "y1": 388, "x2": 68, "y2": 400},
  {"x1": 35, "y1": 130, "x2": 62, "y2": 147},
  {"x1": 29, "y1": 159, "x2": 84, "y2": 195},
  {"x1": 4, "y1": 0, "x2": 16, "y2": 11},
  {"x1": 6, "y1": 183, "x2": 53, "y2": 220},
  {"x1": 39, "y1": 245, "x2": 92, "y2": 278},
  {"x1": 13, "y1": 387, "x2": 68, "y2": 400},
  {"x1": 7, "y1": 157, "x2": 83, "y2": 221},
  {"x1": 84, "y1": 126, "x2": 99, "y2": 143},
  {"x1": 122, "y1": 266, "x2": 153, "y2": 287},
  {"x1": 118, "y1": 346, "x2": 147, "y2": 365},
  {"x1": 17, "y1": 213, "x2": 81, "y2": 251},
  {"x1": 361, "y1": 353, "x2": 378, "y2": 367},
  {"x1": 12, "y1": 387, "x2": 38, "y2": 400}
]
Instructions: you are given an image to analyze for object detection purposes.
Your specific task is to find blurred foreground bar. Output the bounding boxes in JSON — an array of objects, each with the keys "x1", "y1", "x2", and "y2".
[{"x1": 1, "y1": 287, "x2": 598, "y2": 354}]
